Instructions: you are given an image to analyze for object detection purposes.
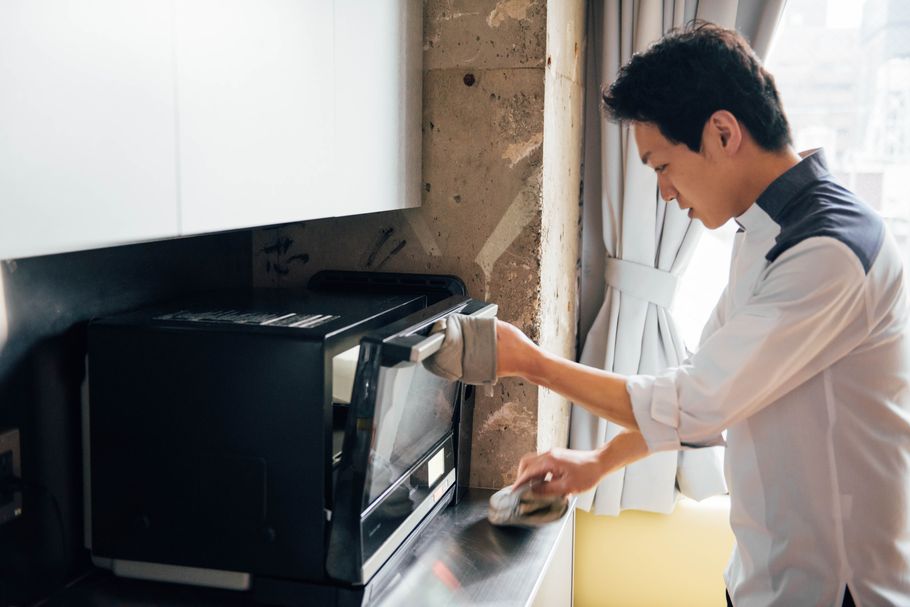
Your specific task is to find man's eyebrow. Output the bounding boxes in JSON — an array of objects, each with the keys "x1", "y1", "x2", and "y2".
[{"x1": 640, "y1": 151, "x2": 651, "y2": 165}]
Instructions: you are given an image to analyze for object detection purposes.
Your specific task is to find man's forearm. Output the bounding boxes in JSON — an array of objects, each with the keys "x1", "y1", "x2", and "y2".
[
  {"x1": 495, "y1": 320, "x2": 639, "y2": 430},
  {"x1": 596, "y1": 430, "x2": 650, "y2": 473},
  {"x1": 525, "y1": 347, "x2": 639, "y2": 430}
]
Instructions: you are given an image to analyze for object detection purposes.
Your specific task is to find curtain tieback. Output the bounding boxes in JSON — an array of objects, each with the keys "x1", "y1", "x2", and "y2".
[{"x1": 605, "y1": 257, "x2": 679, "y2": 309}]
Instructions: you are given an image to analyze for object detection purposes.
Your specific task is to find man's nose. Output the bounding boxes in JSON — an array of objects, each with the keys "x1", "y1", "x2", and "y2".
[{"x1": 657, "y1": 174, "x2": 677, "y2": 202}]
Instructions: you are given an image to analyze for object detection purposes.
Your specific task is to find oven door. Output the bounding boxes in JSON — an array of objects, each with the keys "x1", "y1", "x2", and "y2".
[{"x1": 326, "y1": 296, "x2": 496, "y2": 585}]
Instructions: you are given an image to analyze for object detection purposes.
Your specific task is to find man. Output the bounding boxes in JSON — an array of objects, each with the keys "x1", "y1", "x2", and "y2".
[{"x1": 497, "y1": 23, "x2": 910, "y2": 606}]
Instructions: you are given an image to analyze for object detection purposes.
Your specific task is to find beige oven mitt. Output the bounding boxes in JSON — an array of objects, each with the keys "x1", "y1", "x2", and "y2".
[
  {"x1": 423, "y1": 313, "x2": 498, "y2": 396},
  {"x1": 487, "y1": 480, "x2": 569, "y2": 527}
]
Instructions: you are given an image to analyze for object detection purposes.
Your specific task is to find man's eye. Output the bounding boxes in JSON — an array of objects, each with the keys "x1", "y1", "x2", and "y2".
[{"x1": 655, "y1": 164, "x2": 668, "y2": 174}]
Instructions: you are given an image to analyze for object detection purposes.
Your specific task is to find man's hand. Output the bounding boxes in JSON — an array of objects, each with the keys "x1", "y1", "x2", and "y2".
[
  {"x1": 513, "y1": 448, "x2": 607, "y2": 496},
  {"x1": 512, "y1": 431, "x2": 651, "y2": 496}
]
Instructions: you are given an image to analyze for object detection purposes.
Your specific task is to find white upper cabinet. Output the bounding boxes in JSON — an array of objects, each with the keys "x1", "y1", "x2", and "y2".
[
  {"x1": 176, "y1": 0, "x2": 422, "y2": 236},
  {"x1": 0, "y1": 1, "x2": 422, "y2": 260},
  {"x1": 333, "y1": 1, "x2": 422, "y2": 219},
  {"x1": 0, "y1": 1, "x2": 180, "y2": 260},
  {"x1": 174, "y1": 0, "x2": 336, "y2": 236}
]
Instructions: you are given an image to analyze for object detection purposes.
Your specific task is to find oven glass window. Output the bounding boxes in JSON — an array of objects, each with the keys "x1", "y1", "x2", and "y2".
[{"x1": 364, "y1": 359, "x2": 457, "y2": 508}]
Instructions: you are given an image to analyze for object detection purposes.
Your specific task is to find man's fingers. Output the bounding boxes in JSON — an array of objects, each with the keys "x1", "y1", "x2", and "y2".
[
  {"x1": 515, "y1": 452, "x2": 534, "y2": 482},
  {"x1": 517, "y1": 452, "x2": 537, "y2": 470},
  {"x1": 515, "y1": 452, "x2": 540, "y2": 482},
  {"x1": 513, "y1": 453, "x2": 557, "y2": 488},
  {"x1": 514, "y1": 456, "x2": 543, "y2": 487},
  {"x1": 533, "y1": 476, "x2": 569, "y2": 496}
]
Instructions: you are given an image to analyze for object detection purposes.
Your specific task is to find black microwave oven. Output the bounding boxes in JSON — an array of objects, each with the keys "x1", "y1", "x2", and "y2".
[{"x1": 84, "y1": 272, "x2": 496, "y2": 606}]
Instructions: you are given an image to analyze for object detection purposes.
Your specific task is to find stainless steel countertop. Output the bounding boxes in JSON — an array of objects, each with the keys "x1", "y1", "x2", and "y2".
[
  {"x1": 375, "y1": 487, "x2": 575, "y2": 607},
  {"x1": 42, "y1": 488, "x2": 574, "y2": 607}
]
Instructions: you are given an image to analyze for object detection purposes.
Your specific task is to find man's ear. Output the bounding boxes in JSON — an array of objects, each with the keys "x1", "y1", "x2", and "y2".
[{"x1": 708, "y1": 110, "x2": 742, "y2": 156}]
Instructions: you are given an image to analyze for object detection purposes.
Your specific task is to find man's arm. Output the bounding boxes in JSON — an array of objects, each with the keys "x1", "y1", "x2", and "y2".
[
  {"x1": 496, "y1": 321, "x2": 639, "y2": 430},
  {"x1": 501, "y1": 237, "x2": 870, "y2": 456}
]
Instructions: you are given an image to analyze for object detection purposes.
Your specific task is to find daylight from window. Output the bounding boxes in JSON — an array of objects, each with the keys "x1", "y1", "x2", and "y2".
[{"x1": 673, "y1": 0, "x2": 910, "y2": 351}]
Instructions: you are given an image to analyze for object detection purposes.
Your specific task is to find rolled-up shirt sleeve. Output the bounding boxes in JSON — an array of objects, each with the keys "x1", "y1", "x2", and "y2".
[
  {"x1": 627, "y1": 237, "x2": 870, "y2": 453},
  {"x1": 627, "y1": 373, "x2": 725, "y2": 451}
]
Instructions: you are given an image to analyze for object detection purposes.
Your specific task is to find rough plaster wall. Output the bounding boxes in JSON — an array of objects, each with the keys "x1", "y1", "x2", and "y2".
[
  {"x1": 252, "y1": 0, "x2": 583, "y2": 488},
  {"x1": 537, "y1": 0, "x2": 585, "y2": 454}
]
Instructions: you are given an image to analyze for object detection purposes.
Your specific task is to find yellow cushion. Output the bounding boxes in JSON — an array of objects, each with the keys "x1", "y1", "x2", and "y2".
[{"x1": 574, "y1": 496, "x2": 735, "y2": 607}]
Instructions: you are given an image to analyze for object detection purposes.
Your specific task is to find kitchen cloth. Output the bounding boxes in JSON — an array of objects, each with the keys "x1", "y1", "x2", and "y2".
[
  {"x1": 424, "y1": 313, "x2": 498, "y2": 396},
  {"x1": 488, "y1": 480, "x2": 570, "y2": 527}
]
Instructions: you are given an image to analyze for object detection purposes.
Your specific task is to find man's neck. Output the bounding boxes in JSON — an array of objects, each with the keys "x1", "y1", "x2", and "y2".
[{"x1": 734, "y1": 145, "x2": 802, "y2": 216}]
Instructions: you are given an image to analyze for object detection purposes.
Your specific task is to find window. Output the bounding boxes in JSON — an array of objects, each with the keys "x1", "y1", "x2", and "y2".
[
  {"x1": 673, "y1": 222, "x2": 737, "y2": 351},
  {"x1": 673, "y1": 0, "x2": 910, "y2": 352},
  {"x1": 767, "y1": 0, "x2": 910, "y2": 267}
]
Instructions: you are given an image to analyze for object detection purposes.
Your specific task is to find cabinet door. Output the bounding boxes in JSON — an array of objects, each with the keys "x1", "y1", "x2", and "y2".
[
  {"x1": 175, "y1": 0, "x2": 335, "y2": 236},
  {"x1": 0, "y1": 1, "x2": 179, "y2": 260},
  {"x1": 333, "y1": 0, "x2": 422, "y2": 217}
]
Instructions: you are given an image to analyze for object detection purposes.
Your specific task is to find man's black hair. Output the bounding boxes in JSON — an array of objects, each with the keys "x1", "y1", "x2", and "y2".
[{"x1": 602, "y1": 21, "x2": 792, "y2": 152}]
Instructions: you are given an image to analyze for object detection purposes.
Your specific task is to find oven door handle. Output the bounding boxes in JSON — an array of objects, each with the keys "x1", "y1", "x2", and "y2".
[{"x1": 389, "y1": 302, "x2": 498, "y2": 364}]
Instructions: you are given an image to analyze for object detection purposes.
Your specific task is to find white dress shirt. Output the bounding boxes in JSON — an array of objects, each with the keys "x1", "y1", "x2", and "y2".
[{"x1": 627, "y1": 150, "x2": 910, "y2": 606}]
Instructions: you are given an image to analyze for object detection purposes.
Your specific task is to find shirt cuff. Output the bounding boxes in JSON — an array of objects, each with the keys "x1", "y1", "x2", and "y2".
[
  {"x1": 627, "y1": 373, "x2": 682, "y2": 452},
  {"x1": 627, "y1": 373, "x2": 726, "y2": 452}
]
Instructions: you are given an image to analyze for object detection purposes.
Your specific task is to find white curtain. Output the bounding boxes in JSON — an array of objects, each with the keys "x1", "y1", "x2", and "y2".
[{"x1": 571, "y1": 0, "x2": 787, "y2": 515}]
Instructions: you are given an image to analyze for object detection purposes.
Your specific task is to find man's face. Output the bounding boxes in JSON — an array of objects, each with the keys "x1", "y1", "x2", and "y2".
[{"x1": 633, "y1": 121, "x2": 736, "y2": 229}]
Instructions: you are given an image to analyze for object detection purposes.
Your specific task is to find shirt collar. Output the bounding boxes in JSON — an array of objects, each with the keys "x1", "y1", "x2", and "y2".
[
  {"x1": 734, "y1": 202, "x2": 772, "y2": 234},
  {"x1": 755, "y1": 148, "x2": 830, "y2": 222}
]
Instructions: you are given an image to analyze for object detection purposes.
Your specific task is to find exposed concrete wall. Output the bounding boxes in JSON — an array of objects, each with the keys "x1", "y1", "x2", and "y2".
[
  {"x1": 538, "y1": 0, "x2": 585, "y2": 454},
  {"x1": 252, "y1": 0, "x2": 584, "y2": 488}
]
